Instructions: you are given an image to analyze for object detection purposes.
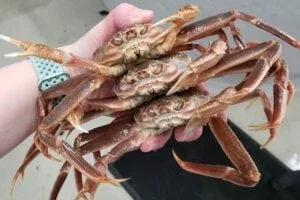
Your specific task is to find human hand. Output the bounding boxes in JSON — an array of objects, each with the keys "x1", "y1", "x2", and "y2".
[{"x1": 61, "y1": 3, "x2": 204, "y2": 152}]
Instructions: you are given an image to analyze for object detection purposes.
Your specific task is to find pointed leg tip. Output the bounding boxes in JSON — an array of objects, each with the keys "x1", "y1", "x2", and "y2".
[
  {"x1": 260, "y1": 137, "x2": 274, "y2": 149},
  {"x1": 166, "y1": 90, "x2": 174, "y2": 96},
  {"x1": 75, "y1": 190, "x2": 89, "y2": 200},
  {"x1": 0, "y1": 34, "x2": 11, "y2": 42},
  {"x1": 249, "y1": 122, "x2": 279, "y2": 131},
  {"x1": 4, "y1": 52, "x2": 21, "y2": 58},
  {"x1": 172, "y1": 150, "x2": 183, "y2": 165},
  {"x1": 109, "y1": 177, "x2": 130, "y2": 186}
]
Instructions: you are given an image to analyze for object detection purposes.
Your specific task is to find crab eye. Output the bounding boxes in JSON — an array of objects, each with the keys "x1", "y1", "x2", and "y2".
[
  {"x1": 151, "y1": 63, "x2": 163, "y2": 75},
  {"x1": 126, "y1": 30, "x2": 137, "y2": 40},
  {"x1": 137, "y1": 71, "x2": 149, "y2": 79},
  {"x1": 112, "y1": 36, "x2": 123, "y2": 46}
]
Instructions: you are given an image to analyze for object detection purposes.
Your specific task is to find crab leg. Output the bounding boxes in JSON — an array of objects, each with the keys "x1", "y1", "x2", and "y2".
[
  {"x1": 173, "y1": 116, "x2": 260, "y2": 187},
  {"x1": 87, "y1": 95, "x2": 152, "y2": 113},
  {"x1": 237, "y1": 89, "x2": 275, "y2": 147},
  {"x1": 79, "y1": 117, "x2": 136, "y2": 155},
  {"x1": 287, "y1": 80, "x2": 295, "y2": 103},
  {"x1": 217, "y1": 42, "x2": 281, "y2": 104},
  {"x1": 39, "y1": 75, "x2": 103, "y2": 132},
  {"x1": 250, "y1": 60, "x2": 292, "y2": 131},
  {"x1": 175, "y1": 11, "x2": 300, "y2": 49},
  {"x1": 0, "y1": 34, "x2": 67, "y2": 61},
  {"x1": 47, "y1": 117, "x2": 135, "y2": 199},
  {"x1": 168, "y1": 40, "x2": 277, "y2": 95},
  {"x1": 167, "y1": 39, "x2": 227, "y2": 95},
  {"x1": 49, "y1": 162, "x2": 72, "y2": 200},
  {"x1": 38, "y1": 132, "x2": 125, "y2": 185},
  {"x1": 229, "y1": 22, "x2": 246, "y2": 49},
  {"x1": 76, "y1": 134, "x2": 146, "y2": 199},
  {"x1": 10, "y1": 145, "x2": 40, "y2": 194}
]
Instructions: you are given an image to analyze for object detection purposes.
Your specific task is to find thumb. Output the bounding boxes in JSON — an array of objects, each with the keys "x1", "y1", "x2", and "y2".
[{"x1": 73, "y1": 3, "x2": 153, "y2": 58}]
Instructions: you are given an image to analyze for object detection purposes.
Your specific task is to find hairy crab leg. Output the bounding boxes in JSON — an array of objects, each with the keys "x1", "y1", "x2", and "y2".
[
  {"x1": 174, "y1": 116, "x2": 260, "y2": 187},
  {"x1": 175, "y1": 10, "x2": 300, "y2": 49}
]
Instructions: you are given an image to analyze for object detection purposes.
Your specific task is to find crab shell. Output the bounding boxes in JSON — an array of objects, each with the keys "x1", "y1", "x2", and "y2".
[
  {"x1": 113, "y1": 53, "x2": 192, "y2": 99},
  {"x1": 134, "y1": 89, "x2": 211, "y2": 133},
  {"x1": 92, "y1": 4, "x2": 200, "y2": 66}
]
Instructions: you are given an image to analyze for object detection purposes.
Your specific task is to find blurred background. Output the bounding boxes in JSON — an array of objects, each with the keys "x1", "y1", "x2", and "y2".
[{"x1": 0, "y1": 0, "x2": 299, "y2": 199}]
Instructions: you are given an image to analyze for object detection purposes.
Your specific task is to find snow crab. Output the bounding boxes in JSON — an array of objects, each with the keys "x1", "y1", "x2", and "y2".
[{"x1": 0, "y1": 3, "x2": 298, "y2": 200}]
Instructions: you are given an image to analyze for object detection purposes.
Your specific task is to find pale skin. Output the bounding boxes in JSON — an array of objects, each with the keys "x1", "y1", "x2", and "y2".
[{"x1": 0, "y1": 3, "x2": 203, "y2": 158}]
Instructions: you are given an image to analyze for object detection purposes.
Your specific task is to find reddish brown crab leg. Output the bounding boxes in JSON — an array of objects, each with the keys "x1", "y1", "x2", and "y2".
[
  {"x1": 237, "y1": 89, "x2": 275, "y2": 147},
  {"x1": 287, "y1": 80, "x2": 295, "y2": 103},
  {"x1": 38, "y1": 132, "x2": 123, "y2": 184},
  {"x1": 39, "y1": 75, "x2": 103, "y2": 131},
  {"x1": 175, "y1": 11, "x2": 300, "y2": 48},
  {"x1": 10, "y1": 146, "x2": 40, "y2": 194},
  {"x1": 174, "y1": 116, "x2": 260, "y2": 187},
  {"x1": 87, "y1": 96, "x2": 152, "y2": 113},
  {"x1": 250, "y1": 60, "x2": 292, "y2": 131},
  {"x1": 49, "y1": 162, "x2": 71, "y2": 200},
  {"x1": 168, "y1": 40, "x2": 277, "y2": 95},
  {"x1": 47, "y1": 117, "x2": 135, "y2": 199},
  {"x1": 76, "y1": 134, "x2": 146, "y2": 199},
  {"x1": 79, "y1": 117, "x2": 136, "y2": 155}
]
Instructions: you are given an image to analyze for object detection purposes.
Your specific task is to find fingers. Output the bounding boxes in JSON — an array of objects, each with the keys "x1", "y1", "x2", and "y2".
[
  {"x1": 140, "y1": 130, "x2": 172, "y2": 152},
  {"x1": 140, "y1": 125, "x2": 204, "y2": 153},
  {"x1": 74, "y1": 3, "x2": 153, "y2": 58},
  {"x1": 175, "y1": 126, "x2": 203, "y2": 142}
]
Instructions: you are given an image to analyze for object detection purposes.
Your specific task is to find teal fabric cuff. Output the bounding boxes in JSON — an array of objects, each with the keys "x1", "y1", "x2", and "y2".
[{"x1": 29, "y1": 56, "x2": 69, "y2": 91}]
